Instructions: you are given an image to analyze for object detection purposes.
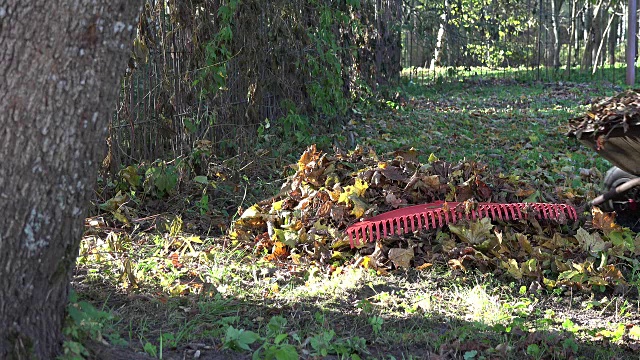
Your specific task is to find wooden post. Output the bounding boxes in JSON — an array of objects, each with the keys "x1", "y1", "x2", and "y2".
[{"x1": 627, "y1": 0, "x2": 637, "y2": 85}]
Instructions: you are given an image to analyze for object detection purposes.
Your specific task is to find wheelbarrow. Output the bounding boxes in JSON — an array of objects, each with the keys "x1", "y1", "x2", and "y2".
[{"x1": 568, "y1": 119, "x2": 640, "y2": 228}]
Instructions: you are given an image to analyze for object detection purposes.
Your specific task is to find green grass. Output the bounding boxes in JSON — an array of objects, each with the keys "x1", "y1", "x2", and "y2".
[
  {"x1": 70, "y1": 77, "x2": 640, "y2": 359},
  {"x1": 402, "y1": 63, "x2": 631, "y2": 87}
]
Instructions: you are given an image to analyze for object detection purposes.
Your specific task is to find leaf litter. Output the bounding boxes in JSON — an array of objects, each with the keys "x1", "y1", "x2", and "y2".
[{"x1": 233, "y1": 141, "x2": 637, "y2": 291}]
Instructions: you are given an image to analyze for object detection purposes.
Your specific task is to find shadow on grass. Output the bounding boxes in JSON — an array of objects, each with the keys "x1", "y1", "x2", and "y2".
[{"x1": 73, "y1": 266, "x2": 638, "y2": 360}]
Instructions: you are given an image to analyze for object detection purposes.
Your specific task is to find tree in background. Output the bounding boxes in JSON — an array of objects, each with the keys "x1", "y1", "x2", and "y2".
[{"x1": 0, "y1": 1, "x2": 140, "y2": 358}]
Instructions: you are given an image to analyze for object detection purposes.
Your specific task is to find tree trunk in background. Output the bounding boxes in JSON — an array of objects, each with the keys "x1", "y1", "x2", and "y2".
[
  {"x1": 593, "y1": 7, "x2": 616, "y2": 72},
  {"x1": 582, "y1": 0, "x2": 608, "y2": 69},
  {"x1": 0, "y1": 1, "x2": 140, "y2": 358},
  {"x1": 430, "y1": 0, "x2": 450, "y2": 70},
  {"x1": 375, "y1": 0, "x2": 402, "y2": 86},
  {"x1": 551, "y1": 0, "x2": 564, "y2": 68},
  {"x1": 582, "y1": 1, "x2": 594, "y2": 68},
  {"x1": 566, "y1": 0, "x2": 578, "y2": 75},
  {"x1": 608, "y1": 7, "x2": 619, "y2": 65}
]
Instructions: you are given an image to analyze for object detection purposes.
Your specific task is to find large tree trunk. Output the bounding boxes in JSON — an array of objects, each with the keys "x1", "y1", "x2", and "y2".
[{"x1": 0, "y1": 1, "x2": 140, "y2": 359}]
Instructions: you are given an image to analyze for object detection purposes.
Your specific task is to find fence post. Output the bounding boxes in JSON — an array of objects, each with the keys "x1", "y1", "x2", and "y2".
[{"x1": 627, "y1": 0, "x2": 637, "y2": 85}]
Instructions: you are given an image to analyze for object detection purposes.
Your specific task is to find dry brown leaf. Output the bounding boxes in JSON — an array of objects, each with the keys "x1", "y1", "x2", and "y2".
[
  {"x1": 591, "y1": 207, "x2": 621, "y2": 235},
  {"x1": 388, "y1": 248, "x2": 414, "y2": 268},
  {"x1": 448, "y1": 259, "x2": 466, "y2": 271},
  {"x1": 415, "y1": 262, "x2": 433, "y2": 270}
]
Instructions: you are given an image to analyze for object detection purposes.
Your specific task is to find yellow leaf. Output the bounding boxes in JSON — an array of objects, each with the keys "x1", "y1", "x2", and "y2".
[
  {"x1": 338, "y1": 188, "x2": 352, "y2": 204},
  {"x1": 240, "y1": 204, "x2": 262, "y2": 219},
  {"x1": 428, "y1": 153, "x2": 439, "y2": 163},
  {"x1": 186, "y1": 236, "x2": 202, "y2": 243},
  {"x1": 353, "y1": 178, "x2": 369, "y2": 196},
  {"x1": 271, "y1": 200, "x2": 283, "y2": 212},
  {"x1": 629, "y1": 326, "x2": 640, "y2": 340},
  {"x1": 361, "y1": 256, "x2": 371, "y2": 269},
  {"x1": 543, "y1": 277, "x2": 556, "y2": 288},
  {"x1": 332, "y1": 266, "x2": 343, "y2": 276},
  {"x1": 349, "y1": 195, "x2": 368, "y2": 218},
  {"x1": 522, "y1": 258, "x2": 539, "y2": 277},
  {"x1": 502, "y1": 258, "x2": 522, "y2": 280}
]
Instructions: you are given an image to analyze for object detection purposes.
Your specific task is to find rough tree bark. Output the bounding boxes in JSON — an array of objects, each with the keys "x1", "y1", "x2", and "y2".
[{"x1": 0, "y1": 1, "x2": 140, "y2": 359}]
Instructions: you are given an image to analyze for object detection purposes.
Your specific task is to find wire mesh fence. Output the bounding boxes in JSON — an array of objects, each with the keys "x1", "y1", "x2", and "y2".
[
  {"x1": 106, "y1": 0, "x2": 402, "y2": 171},
  {"x1": 401, "y1": 0, "x2": 635, "y2": 86}
]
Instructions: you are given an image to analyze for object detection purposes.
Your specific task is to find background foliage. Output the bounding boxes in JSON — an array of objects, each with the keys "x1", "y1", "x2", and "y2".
[{"x1": 106, "y1": 0, "x2": 402, "y2": 171}]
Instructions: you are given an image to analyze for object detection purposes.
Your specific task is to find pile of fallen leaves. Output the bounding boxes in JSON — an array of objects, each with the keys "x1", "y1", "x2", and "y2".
[
  {"x1": 568, "y1": 89, "x2": 640, "y2": 139},
  {"x1": 232, "y1": 145, "x2": 637, "y2": 291}
]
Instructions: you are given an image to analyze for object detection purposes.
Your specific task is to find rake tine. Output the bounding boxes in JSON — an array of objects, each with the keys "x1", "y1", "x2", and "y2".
[
  {"x1": 425, "y1": 212, "x2": 433, "y2": 230},
  {"x1": 558, "y1": 206, "x2": 566, "y2": 220},
  {"x1": 501, "y1": 204, "x2": 510, "y2": 220},
  {"x1": 505, "y1": 204, "x2": 514, "y2": 220},
  {"x1": 538, "y1": 204, "x2": 547, "y2": 220},
  {"x1": 539, "y1": 204, "x2": 550, "y2": 220},
  {"x1": 549, "y1": 205, "x2": 559, "y2": 220},
  {"x1": 479, "y1": 205, "x2": 488, "y2": 218},
  {"x1": 490, "y1": 206, "x2": 499, "y2": 219},
  {"x1": 436, "y1": 210, "x2": 444, "y2": 227},
  {"x1": 500, "y1": 204, "x2": 510, "y2": 220},
  {"x1": 512, "y1": 204, "x2": 520, "y2": 219},
  {"x1": 515, "y1": 204, "x2": 523, "y2": 219},
  {"x1": 540, "y1": 204, "x2": 551, "y2": 220}
]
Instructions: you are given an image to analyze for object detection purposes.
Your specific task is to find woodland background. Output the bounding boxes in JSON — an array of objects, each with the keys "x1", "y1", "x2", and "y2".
[{"x1": 109, "y1": 0, "x2": 632, "y2": 170}]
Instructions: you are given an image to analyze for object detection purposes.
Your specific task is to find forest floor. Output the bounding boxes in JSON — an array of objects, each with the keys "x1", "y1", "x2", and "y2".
[{"x1": 71, "y1": 78, "x2": 640, "y2": 360}]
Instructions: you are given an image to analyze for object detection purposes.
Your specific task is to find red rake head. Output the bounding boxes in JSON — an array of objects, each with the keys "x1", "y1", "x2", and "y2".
[{"x1": 345, "y1": 201, "x2": 578, "y2": 247}]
